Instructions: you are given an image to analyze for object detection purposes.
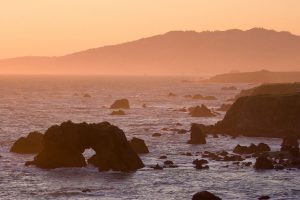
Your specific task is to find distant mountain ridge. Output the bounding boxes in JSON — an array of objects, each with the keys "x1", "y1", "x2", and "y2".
[{"x1": 1, "y1": 28, "x2": 300, "y2": 75}]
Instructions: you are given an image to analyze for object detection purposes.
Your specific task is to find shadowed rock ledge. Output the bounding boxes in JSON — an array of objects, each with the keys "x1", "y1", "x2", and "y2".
[
  {"x1": 192, "y1": 94, "x2": 300, "y2": 138},
  {"x1": 26, "y1": 121, "x2": 144, "y2": 172}
]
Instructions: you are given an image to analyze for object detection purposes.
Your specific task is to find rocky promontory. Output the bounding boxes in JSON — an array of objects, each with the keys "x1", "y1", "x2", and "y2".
[{"x1": 192, "y1": 94, "x2": 300, "y2": 138}]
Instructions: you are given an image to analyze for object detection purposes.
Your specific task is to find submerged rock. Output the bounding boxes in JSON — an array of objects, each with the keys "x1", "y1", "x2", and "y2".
[
  {"x1": 129, "y1": 137, "x2": 149, "y2": 154},
  {"x1": 188, "y1": 123, "x2": 206, "y2": 144},
  {"x1": 26, "y1": 121, "x2": 144, "y2": 172},
  {"x1": 110, "y1": 110, "x2": 126, "y2": 115},
  {"x1": 10, "y1": 131, "x2": 43, "y2": 154},
  {"x1": 195, "y1": 94, "x2": 300, "y2": 138},
  {"x1": 192, "y1": 191, "x2": 222, "y2": 200},
  {"x1": 189, "y1": 105, "x2": 216, "y2": 117},
  {"x1": 110, "y1": 99, "x2": 130, "y2": 109},
  {"x1": 192, "y1": 94, "x2": 217, "y2": 100}
]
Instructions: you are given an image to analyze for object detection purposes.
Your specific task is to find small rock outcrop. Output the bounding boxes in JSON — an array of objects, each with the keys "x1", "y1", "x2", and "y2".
[
  {"x1": 168, "y1": 92, "x2": 177, "y2": 97},
  {"x1": 189, "y1": 105, "x2": 216, "y2": 117},
  {"x1": 188, "y1": 124, "x2": 206, "y2": 144},
  {"x1": 152, "y1": 133, "x2": 161, "y2": 137},
  {"x1": 233, "y1": 143, "x2": 270, "y2": 154},
  {"x1": 280, "y1": 135, "x2": 299, "y2": 153},
  {"x1": 192, "y1": 191, "x2": 222, "y2": 200},
  {"x1": 254, "y1": 156, "x2": 274, "y2": 170},
  {"x1": 10, "y1": 131, "x2": 43, "y2": 154},
  {"x1": 26, "y1": 121, "x2": 144, "y2": 172},
  {"x1": 129, "y1": 137, "x2": 149, "y2": 154},
  {"x1": 194, "y1": 94, "x2": 300, "y2": 138},
  {"x1": 110, "y1": 99, "x2": 130, "y2": 109},
  {"x1": 110, "y1": 110, "x2": 126, "y2": 115}
]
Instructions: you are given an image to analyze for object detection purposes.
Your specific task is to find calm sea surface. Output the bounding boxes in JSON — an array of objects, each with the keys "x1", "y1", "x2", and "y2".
[{"x1": 0, "y1": 76, "x2": 299, "y2": 200}]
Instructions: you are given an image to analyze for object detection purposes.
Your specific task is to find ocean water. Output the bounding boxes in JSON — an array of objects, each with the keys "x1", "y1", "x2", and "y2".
[{"x1": 0, "y1": 76, "x2": 299, "y2": 200}]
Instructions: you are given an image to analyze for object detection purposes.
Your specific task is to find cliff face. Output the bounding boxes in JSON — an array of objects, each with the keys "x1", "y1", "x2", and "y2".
[{"x1": 203, "y1": 94, "x2": 300, "y2": 138}]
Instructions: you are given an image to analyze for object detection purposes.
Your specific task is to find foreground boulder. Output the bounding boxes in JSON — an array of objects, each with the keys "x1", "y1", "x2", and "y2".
[
  {"x1": 110, "y1": 99, "x2": 130, "y2": 109},
  {"x1": 189, "y1": 105, "x2": 216, "y2": 117},
  {"x1": 10, "y1": 131, "x2": 43, "y2": 154},
  {"x1": 194, "y1": 94, "x2": 300, "y2": 138},
  {"x1": 26, "y1": 121, "x2": 144, "y2": 172},
  {"x1": 192, "y1": 191, "x2": 221, "y2": 200},
  {"x1": 233, "y1": 143, "x2": 270, "y2": 154},
  {"x1": 129, "y1": 137, "x2": 149, "y2": 154},
  {"x1": 188, "y1": 124, "x2": 206, "y2": 144}
]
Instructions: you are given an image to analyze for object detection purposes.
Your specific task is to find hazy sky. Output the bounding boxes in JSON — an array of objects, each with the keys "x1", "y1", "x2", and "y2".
[{"x1": 0, "y1": 0, "x2": 299, "y2": 58}]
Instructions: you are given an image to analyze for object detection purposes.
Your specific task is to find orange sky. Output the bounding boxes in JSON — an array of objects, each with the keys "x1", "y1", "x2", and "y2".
[{"x1": 0, "y1": 0, "x2": 299, "y2": 59}]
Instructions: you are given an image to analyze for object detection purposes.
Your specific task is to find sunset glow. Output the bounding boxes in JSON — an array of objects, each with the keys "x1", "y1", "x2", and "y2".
[{"x1": 1, "y1": 0, "x2": 299, "y2": 58}]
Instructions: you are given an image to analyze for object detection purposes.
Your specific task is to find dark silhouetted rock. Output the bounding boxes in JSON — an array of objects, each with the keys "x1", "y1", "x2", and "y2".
[
  {"x1": 152, "y1": 164, "x2": 163, "y2": 170},
  {"x1": 193, "y1": 159, "x2": 208, "y2": 165},
  {"x1": 152, "y1": 133, "x2": 161, "y2": 137},
  {"x1": 233, "y1": 143, "x2": 270, "y2": 154},
  {"x1": 129, "y1": 137, "x2": 149, "y2": 154},
  {"x1": 82, "y1": 189, "x2": 91, "y2": 193},
  {"x1": 164, "y1": 160, "x2": 174, "y2": 165},
  {"x1": 83, "y1": 94, "x2": 91, "y2": 98},
  {"x1": 10, "y1": 131, "x2": 43, "y2": 154},
  {"x1": 281, "y1": 135, "x2": 299, "y2": 153},
  {"x1": 110, "y1": 110, "x2": 126, "y2": 115},
  {"x1": 159, "y1": 155, "x2": 167, "y2": 159},
  {"x1": 188, "y1": 124, "x2": 206, "y2": 144},
  {"x1": 217, "y1": 104, "x2": 232, "y2": 112},
  {"x1": 110, "y1": 99, "x2": 130, "y2": 109},
  {"x1": 189, "y1": 105, "x2": 216, "y2": 117},
  {"x1": 258, "y1": 195, "x2": 270, "y2": 200},
  {"x1": 192, "y1": 191, "x2": 222, "y2": 200},
  {"x1": 26, "y1": 121, "x2": 144, "y2": 172},
  {"x1": 168, "y1": 92, "x2": 177, "y2": 97},
  {"x1": 254, "y1": 156, "x2": 274, "y2": 170},
  {"x1": 177, "y1": 129, "x2": 187, "y2": 134},
  {"x1": 142, "y1": 103, "x2": 147, "y2": 108},
  {"x1": 195, "y1": 94, "x2": 300, "y2": 138}
]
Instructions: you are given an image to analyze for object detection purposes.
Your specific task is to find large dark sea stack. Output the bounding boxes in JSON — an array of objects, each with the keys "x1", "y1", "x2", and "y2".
[
  {"x1": 129, "y1": 137, "x2": 149, "y2": 154},
  {"x1": 110, "y1": 99, "x2": 130, "y2": 109},
  {"x1": 26, "y1": 121, "x2": 144, "y2": 172},
  {"x1": 10, "y1": 131, "x2": 43, "y2": 154},
  {"x1": 188, "y1": 123, "x2": 206, "y2": 144},
  {"x1": 196, "y1": 94, "x2": 300, "y2": 138}
]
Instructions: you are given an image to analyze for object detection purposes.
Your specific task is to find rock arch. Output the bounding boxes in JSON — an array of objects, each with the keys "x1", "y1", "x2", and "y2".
[{"x1": 26, "y1": 121, "x2": 144, "y2": 172}]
